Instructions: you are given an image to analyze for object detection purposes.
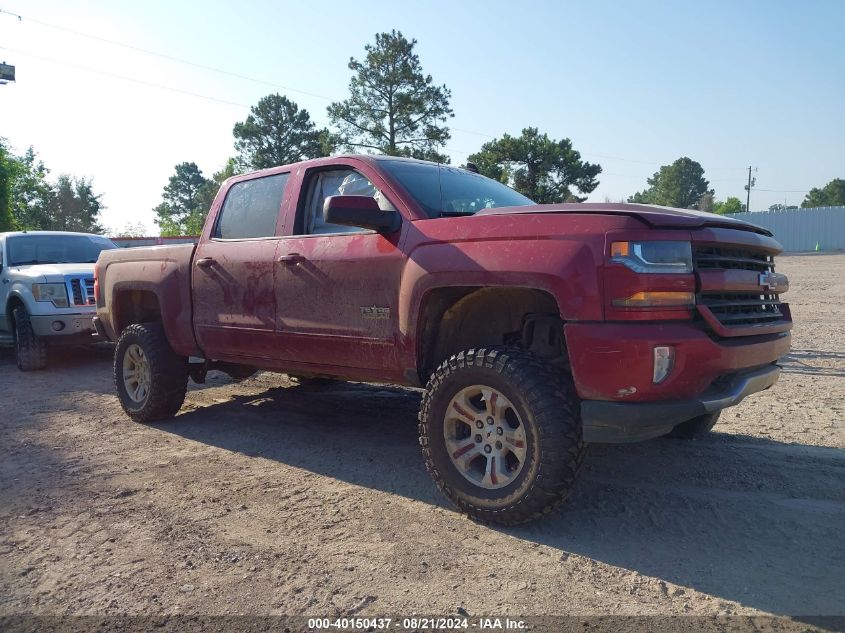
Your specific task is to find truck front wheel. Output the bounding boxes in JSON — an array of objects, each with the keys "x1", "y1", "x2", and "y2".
[
  {"x1": 114, "y1": 323, "x2": 189, "y2": 422},
  {"x1": 13, "y1": 306, "x2": 47, "y2": 371},
  {"x1": 419, "y1": 347, "x2": 585, "y2": 525}
]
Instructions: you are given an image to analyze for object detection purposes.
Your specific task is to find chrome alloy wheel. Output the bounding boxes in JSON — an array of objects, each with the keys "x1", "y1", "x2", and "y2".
[
  {"x1": 443, "y1": 385, "x2": 528, "y2": 490},
  {"x1": 123, "y1": 343, "x2": 151, "y2": 404}
]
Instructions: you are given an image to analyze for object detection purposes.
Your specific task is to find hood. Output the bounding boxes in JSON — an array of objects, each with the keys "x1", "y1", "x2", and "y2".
[
  {"x1": 9, "y1": 262, "x2": 95, "y2": 282},
  {"x1": 475, "y1": 202, "x2": 772, "y2": 236}
]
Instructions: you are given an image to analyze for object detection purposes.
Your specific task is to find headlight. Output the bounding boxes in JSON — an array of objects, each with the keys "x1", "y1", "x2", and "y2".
[
  {"x1": 32, "y1": 283, "x2": 69, "y2": 307},
  {"x1": 610, "y1": 241, "x2": 693, "y2": 274}
]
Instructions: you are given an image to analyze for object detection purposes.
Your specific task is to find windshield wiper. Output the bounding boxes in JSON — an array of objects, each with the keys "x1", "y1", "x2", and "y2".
[{"x1": 437, "y1": 211, "x2": 476, "y2": 217}]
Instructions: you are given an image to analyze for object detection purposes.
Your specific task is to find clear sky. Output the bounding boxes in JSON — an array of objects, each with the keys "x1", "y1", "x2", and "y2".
[{"x1": 1, "y1": 0, "x2": 843, "y2": 234}]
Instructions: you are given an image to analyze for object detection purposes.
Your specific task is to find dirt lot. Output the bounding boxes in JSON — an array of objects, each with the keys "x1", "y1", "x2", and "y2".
[{"x1": 1, "y1": 253, "x2": 843, "y2": 623}]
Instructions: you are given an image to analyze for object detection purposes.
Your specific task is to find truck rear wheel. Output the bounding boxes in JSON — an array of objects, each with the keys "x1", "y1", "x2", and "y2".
[
  {"x1": 114, "y1": 323, "x2": 189, "y2": 422},
  {"x1": 419, "y1": 347, "x2": 585, "y2": 526},
  {"x1": 665, "y1": 411, "x2": 721, "y2": 439},
  {"x1": 13, "y1": 306, "x2": 47, "y2": 371}
]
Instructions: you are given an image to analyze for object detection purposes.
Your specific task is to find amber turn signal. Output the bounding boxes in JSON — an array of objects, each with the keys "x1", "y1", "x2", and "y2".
[{"x1": 612, "y1": 291, "x2": 695, "y2": 308}]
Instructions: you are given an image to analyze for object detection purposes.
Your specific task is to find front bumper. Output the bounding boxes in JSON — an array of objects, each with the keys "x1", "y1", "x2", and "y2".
[
  {"x1": 30, "y1": 313, "x2": 100, "y2": 341},
  {"x1": 581, "y1": 363, "x2": 780, "y2": 443}
]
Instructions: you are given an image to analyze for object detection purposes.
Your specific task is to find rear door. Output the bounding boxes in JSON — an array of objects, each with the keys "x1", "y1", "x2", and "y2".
[
  {"x1": 272, "y1": 163, "x2": 407, "y2": 373},
  {"x1": 192, "y1": 172, "x2": 291, "y2": 361}
]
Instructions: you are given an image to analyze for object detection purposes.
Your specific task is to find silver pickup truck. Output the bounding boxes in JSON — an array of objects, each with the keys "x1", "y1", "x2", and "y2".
[{"x1": 0, "y1": 231, "x2": 118, "y2": 370}]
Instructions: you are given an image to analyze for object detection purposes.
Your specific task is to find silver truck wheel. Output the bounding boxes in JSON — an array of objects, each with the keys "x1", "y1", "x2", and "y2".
[
  {"x1": 122, "y1": 344, "x2": 151, "y2": 403},
  {"x1": 444, "y1": 385, "x2": 528, "y2": 490},
  {"x1": 114, "y1": 323, "x2": 188, "y2": 423},
  {"x1": 419, "y1": 347, "x2": 585, "y2": 526}
]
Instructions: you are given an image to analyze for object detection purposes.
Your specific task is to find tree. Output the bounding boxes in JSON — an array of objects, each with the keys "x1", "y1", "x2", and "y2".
[
  {"x1": 768, "y1": 203, "x2": 798, "y2": 211},
  {"x1": 802, "y1": 178, "x2": 845, "y2": 208},
  {"x1": 328, "y1": 30, "x2": 453, "y2": 161},
  {"x1": 153, "y1": 162, "x2": 213, "y2": 236},
  {"x1": 9, "y1": 147, "x2": 55, "y2": 230},
  {"x1": 628, "y1": 157, "x2": 714, "y2": 209},
  {"x1": 0, "y1": 139, "x2": 18, "y2": 231},
  {"x1": 467, "y1": 127, "x2": 601, "y2": 203},
  {"x1": 233, "y1": 94, "x2": 327, "y2": 170},
  {"x1": 110, "y1": 222, "x2": 147, "y2": 238},
  {"x1": 51, "y1": 175, "x2": 105, "y2": 233},
  {"x1": 712, "y1": 196, "x2": 745, "y2": 215}
]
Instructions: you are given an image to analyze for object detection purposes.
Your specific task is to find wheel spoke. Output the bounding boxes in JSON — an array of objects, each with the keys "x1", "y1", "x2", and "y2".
[
  {"x1": 451, "y1": 442, "x2": 477, "y2": 459},
  {"x1": 456, "y1": 446, "x2": 482, "y2": 471},
  {"x1": 445, "y1": 384, "x2": 527, "y2": 490},
  {"x1": 482, "y1": 388, "x2": 504, "y2": 419}
]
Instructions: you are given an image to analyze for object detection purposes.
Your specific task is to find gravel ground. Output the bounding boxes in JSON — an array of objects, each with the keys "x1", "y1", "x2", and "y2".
[{"x1": 0, "y1": 253, "x2": 843, "y2": 625}]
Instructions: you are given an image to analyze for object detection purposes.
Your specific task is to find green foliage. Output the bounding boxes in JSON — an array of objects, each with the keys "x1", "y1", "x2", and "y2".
[
  {"x1": 712, "y1": 196, "x2": 745, "y2": 215},
  {"x1": 51, "y1": 175, "x2": 105, "y2": 233},
  {"x1": 467, "y1": 127, "x2": 601, "y2": 203},
  {"x1": 328, "y1": 30, "x2": 453, "y2": 159},
  {"x1": 2, "y1": 143, "x2": 105, "y2": 233},
  {"x1": 0, "y1": 139, "x2": 18, "y2": 231},
  {"x1": 628, "y1": 157, "x2": 714, "y2": 209},
  {"x1": 801, "y1": 178, "x2": 845, "y2": 208},
  {"x1": 153, "y1": 162, "x2": 213, "y2": 236},
  {"x1": 9, "y1": 147, "x2": 55, "y2": 230},
  {"x1": 768, "y1": 203, "x2": 798, "y2": 211},
  {"x1": 233, "y1": 94, "x2": 327, "y2": 170}
]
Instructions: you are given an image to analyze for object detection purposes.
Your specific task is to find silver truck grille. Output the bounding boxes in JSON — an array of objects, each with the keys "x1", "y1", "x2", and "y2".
[{"x1": 70, "y1": 277, "x2": 95, "y2": 306}]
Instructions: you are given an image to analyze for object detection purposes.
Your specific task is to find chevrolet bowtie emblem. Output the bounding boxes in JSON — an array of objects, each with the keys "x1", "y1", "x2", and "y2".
[{"x1": 759, "y1": 271, "x2": 781, "y2": 290}]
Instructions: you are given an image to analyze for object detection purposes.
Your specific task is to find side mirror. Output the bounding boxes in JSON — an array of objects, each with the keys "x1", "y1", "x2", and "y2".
[{"x1": 323, "y1": 196, "x2": 401, "y2": 233}]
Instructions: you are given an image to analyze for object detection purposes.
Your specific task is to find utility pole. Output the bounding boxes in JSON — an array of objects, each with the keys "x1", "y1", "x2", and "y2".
[{"x1": 744, "y1": 166, "x2": 756, "y2": 212}]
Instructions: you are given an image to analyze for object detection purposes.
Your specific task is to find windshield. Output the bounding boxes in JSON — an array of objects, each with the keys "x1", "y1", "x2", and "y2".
[
  {"x1": 7, "y1": 234, "x2": 117, "y2": 266},
  {"x1": 379, "y1": 160, "x2": 534, "y2": 218}
]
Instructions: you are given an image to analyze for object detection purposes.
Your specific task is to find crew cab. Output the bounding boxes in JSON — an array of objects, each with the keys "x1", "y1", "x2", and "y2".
[
  {"x1": 94, "y1": 156, "x2": 791, "y2": 525},
  {"x1": 1, "y1": 231, "x2": 118, "y2": 370}
]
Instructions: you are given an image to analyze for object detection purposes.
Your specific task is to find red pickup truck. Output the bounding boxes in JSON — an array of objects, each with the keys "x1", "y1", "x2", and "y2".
[{"x1": 95, "y1": 155, "x2": 791, "y2": 525}]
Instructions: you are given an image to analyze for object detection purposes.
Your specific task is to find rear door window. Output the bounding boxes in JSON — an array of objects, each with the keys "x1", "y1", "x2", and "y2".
[{"x1": 214, "y1": 173, "x2": 289, "y2": 239}]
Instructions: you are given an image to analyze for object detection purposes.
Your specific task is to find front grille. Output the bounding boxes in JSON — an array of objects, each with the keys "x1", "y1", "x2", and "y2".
[
  {"x1": 70, "y1": 278, "x2": 95, "y2": 306},
  {"x1": 694, "y1": 244, "x2": 789, "y2": 334},
  {"x1": 694, "y1": 245, "x2": 774, "y2": 272},
  {"x1": 698, "y1": 292, "x2": 784, "y2": 326}
]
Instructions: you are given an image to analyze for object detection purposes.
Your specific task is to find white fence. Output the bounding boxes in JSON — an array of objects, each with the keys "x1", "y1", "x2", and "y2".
[{"x1": 730, "y1": 206, "x2": 845, "y2": 252}]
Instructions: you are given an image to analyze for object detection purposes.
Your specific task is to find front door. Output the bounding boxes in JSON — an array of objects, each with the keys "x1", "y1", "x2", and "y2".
[
  {"x1": 192, "y1": 172, "x2": 290, "y2": 361},
  {"x1": 273, "y1": 166, "x2": 406, "y2": 374}
]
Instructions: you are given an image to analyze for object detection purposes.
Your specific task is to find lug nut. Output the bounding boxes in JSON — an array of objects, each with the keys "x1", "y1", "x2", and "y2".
[
  {"x1": 484, "y1": 445, "x2": 492, "y2": 454},
  {"x1": 496, "y1": 427, "x2": 503, "y2": 436},
  {"x1": 487, "y1": 416, "x2": 495, "y2": 425},
  {"x1": 495, "y1": 441, "x2": 503, "y2": 450},
  {"x1": 475, "y1": 434, "x2": 482, "y2": 443},
  {"x1": 475, "y1": 420, "x2": 483, "y2": 429}
]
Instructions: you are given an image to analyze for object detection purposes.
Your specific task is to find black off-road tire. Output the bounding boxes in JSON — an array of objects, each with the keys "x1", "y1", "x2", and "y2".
[
  {"x1": 419, "y1": 347, "x2": 585, "y2": 526},
  {"x1": 665, "y1": 411, "x2": 721, "y2": 439},
  {"x1": 114, "y1": 323, "x2": 189, "y2": 423},
  {"x1": 13, "y1": 306, "x2": 47, "y2": 371}
]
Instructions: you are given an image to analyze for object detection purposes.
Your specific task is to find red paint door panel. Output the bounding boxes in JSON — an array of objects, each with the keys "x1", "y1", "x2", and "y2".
[{"x1": 273, "y1": 230, "x2": 405, "y2": 371}]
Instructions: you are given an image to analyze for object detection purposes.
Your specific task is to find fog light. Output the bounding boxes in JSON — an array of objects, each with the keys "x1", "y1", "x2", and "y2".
[
  {"x1": 653, "y1": 346, "x2": 674, "y2": 383},
  {"x1": 52, "y1": 320, "x2": 65, "y2": 332}
]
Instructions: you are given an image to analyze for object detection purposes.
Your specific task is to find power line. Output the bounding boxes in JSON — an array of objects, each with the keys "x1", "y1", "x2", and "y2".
[
  {"x1": 0, "y1": 45, "x2": 251, "y2": 109},
  {"x1": 0, "y1": 7, "x2": 748, "y2": 171},
  {"x1": 0, "y1": 7, "x2": 335, "y2": 103}
]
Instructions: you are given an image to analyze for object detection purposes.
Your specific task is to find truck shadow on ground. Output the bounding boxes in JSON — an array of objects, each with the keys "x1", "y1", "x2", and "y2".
[
  {"x1": 157, "y1": 379, "x2": 845, "y2": 619},
  {"x1": 780, "y1": 349, "x2": 845, "y2": 377},
  {"x1": 0, "y1": 341, "x2": 114, "y2": 370}
]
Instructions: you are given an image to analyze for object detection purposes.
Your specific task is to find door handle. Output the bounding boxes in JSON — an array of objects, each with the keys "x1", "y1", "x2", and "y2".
[
  {"x1": 278, "y1": 253, "x2": 305, "y2": 265},
  {"x1": 195, "y1": 257, "x2": 215, "y2": 268}
]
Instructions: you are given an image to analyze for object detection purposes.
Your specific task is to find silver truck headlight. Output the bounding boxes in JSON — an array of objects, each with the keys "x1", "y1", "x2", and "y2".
[
  {"x1": 610, "y1": 241, "x2": 693, "y2": 274},
  {"x1": 32, "y1": 283, "x2": 69, "y2": 307}
]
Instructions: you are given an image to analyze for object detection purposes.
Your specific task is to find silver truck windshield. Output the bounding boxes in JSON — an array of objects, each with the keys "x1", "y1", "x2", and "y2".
[
  {"x1": 379, "y1": 160, "x2": 534, "y2": 218},
  {"x1": 7, "y1": 234, "x2": 117, "y2": 266}
]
